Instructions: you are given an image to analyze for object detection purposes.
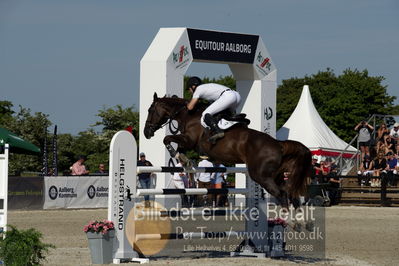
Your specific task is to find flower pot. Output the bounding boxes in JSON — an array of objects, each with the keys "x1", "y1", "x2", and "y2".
[{"x1": 86, "y1": 230, "x2": 115, "y2": 264}]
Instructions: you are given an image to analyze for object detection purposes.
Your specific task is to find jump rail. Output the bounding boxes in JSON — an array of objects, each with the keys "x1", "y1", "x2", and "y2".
[
  {"x1": 109, "y1": 131, "x2": 279, "y2": 264},
  {"x1": 137, "y1": 166, "x2": 248, "y2": 174},
  {"x1": 137, "y1": 188, "x2": 249, "y2": 196}
]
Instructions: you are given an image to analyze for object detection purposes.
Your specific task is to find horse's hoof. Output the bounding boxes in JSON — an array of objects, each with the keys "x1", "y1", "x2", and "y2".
[
  {"x1": 305, "y1": 221, "x2": 315, "y2": 232},
  {"x1": 177, "y1": 153, "x2": 189, "y2": 164},
  {"x1": 293, "y1": 222, "x2": 302, "y2": 232}
]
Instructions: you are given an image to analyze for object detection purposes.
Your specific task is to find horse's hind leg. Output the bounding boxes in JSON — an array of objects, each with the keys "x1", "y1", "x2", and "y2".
[{"x1": 248, "y1": 171, "x2": 288, "y2": 210}]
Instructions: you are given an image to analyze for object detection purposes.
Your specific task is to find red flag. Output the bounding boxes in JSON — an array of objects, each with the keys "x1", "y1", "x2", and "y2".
[{"x1": 125, "y1": 126, "x2": 133, "y2": 134}]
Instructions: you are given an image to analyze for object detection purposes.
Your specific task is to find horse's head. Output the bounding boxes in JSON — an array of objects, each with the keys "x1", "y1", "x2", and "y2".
[{"x1": 144, "y1": 93, "x2": 186, "y2": 139}]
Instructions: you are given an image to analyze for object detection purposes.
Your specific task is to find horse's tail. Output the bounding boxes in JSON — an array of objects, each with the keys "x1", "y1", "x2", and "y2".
[{"x1": 279, "y1": 140, "x2": 312, "y2": 198}]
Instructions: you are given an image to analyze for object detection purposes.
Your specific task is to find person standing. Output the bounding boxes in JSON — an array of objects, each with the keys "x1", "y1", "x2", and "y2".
[
  {"x1": 355, "y1": 120, "x2": 374, "y2": 161},
  {"x1": 171, "y1": 159, "x2": 190, "y2": 207},
  {"x1": 389, "y1": 122, "x2": 399, "y2": 153},
  {"x1": 311, "y1": 155, "x2": 322, "y2": 184},
  {"x1": 212, "y1": 163, "x2": 226, "y2": 207},
  {"x1": 196, "y1": 155, "x2": 214, "y2": 206},
  {"x1": 71, "y1": 156, "x2": 89, "y2": 176},
  {"x1": 137, "y1": 152, "x2": 153, "y2": 207}
]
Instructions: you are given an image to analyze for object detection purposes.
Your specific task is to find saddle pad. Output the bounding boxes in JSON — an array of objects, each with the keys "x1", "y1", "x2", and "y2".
[{"x1": 218, "y1": 118, "x2": 239, "y2": 130}]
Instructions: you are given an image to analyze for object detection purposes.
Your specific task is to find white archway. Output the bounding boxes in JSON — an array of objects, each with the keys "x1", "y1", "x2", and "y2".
[{"x1": 140, "y1": 28, "x2": 277, "y2": 207}]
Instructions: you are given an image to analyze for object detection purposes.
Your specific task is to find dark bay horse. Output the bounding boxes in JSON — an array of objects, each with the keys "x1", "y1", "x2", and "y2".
[{"x1": 144, "y1": 93, "x2": 312, "y2": 209}]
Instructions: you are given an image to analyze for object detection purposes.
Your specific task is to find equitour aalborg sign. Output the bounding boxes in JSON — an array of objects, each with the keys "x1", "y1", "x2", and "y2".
[{"x1": 187, "y1": 28, "x2": 259, "y2": 64}]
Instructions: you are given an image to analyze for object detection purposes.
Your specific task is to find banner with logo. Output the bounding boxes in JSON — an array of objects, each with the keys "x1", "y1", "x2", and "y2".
[
  {"x1": 44, "y1": 176, "x2": 109, "y2": 209},
  {"x1": 8, "y1": 176, "x2": 44, "y2": 210},
  {"x1": 187, "y1": 28, "x2": 259, "y2": 64}
]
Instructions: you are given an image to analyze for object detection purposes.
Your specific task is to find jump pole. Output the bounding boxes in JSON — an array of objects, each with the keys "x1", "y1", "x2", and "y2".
[
  {"x1": 0, "y1": 144, "x2": 9, "y2": 234},
  {"x1": 109, "y1": 131, "x2": 271, "y2": 264}
]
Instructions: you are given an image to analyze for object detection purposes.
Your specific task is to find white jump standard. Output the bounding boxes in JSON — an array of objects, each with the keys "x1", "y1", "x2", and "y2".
[{"x1": 108, "y1": 131, "x2": 282, "y2": 264}]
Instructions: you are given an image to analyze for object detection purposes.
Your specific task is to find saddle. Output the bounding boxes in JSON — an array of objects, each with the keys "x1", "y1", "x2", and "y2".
[{"x1": 215, "y1": 112, "x2": 251, "y2": 126}]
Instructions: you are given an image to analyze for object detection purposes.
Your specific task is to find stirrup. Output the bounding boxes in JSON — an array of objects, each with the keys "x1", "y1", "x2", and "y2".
[{"x1": 208, "y1": 132, "x2": 224, "y2": 143}]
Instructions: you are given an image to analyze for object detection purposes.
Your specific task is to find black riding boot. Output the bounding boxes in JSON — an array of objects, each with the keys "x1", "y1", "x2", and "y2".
[{"x1": 204, "y1": 113, "x2": 224, "y2": 142}]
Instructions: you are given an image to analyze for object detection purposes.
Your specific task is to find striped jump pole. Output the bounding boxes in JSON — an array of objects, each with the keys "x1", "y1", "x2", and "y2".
[
  {"x1": 137, "y1": 188, "x2": 249, "y2": 196},
  {"x1": 109, "y1": 131, "x2": 271, "y2": 264},
  {"x1": 137, "y1": 166, "x2": 248, "y2": 174}
]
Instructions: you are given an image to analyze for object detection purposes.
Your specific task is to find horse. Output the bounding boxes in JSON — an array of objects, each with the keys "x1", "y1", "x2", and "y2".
[{"x1": 143, "y1": 93, "x2": 312, "y2": 210}]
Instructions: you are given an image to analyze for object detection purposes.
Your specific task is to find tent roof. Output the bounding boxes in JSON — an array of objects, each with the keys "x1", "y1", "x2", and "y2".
[
  {"x1": 0, "y1": 127, "x2": 41, "y2": 155},
  {"x1": 276, "y1": 85, "x2": 357, "y2": 154}
]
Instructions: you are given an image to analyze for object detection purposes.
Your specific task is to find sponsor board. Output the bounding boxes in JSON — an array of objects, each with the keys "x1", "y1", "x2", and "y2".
[
  {"x1": 187, "y1": 28, "x2": 259, "y2": 64},
  {"x1": 44, "y1": 176, "x2": 109, "y2": 209}
]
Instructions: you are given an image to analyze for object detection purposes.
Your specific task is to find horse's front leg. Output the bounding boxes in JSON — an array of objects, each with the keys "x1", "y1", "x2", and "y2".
[{"x1": 163, "y1": 134, "x2": 191, "y2": 158}]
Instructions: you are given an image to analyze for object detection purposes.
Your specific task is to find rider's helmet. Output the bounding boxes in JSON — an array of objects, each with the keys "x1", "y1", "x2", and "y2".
[{"x1": 187, "y1": 76, "x2": 202, "y2": 91}]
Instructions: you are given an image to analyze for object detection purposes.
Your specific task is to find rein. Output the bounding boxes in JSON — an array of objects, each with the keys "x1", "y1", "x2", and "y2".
[{"x1": 151, "y1": 103, "x2": 187, "y2": 130}]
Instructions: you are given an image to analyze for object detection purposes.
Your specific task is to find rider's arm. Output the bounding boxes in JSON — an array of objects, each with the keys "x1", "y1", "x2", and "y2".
[{"x1": 187, "y1": 98, "x2": 199, "y2": 110}]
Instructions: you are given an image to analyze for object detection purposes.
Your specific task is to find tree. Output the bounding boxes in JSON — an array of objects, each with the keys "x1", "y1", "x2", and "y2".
[
  {"x1": 277, "y1": 68, "x2": 398, "y2": 142},
  {"x1": 4, "y1": 106, "x2": 51, "y2": 175},
  {"x1": 0, "y1": 101, "x2": 14, "y2": 125},
  {"x1": 92, "y1": 104, "x2": 139, "y2": 140}
]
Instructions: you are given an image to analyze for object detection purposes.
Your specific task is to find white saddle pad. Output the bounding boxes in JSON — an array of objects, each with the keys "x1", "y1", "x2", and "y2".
[{"x1": 217, "y1": 118, "x2": 239, "y2": 130}]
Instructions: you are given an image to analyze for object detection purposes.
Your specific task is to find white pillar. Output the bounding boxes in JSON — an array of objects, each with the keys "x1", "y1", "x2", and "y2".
[{"x1": 139, "y1": 28, "x2": 276, "y2": 208}]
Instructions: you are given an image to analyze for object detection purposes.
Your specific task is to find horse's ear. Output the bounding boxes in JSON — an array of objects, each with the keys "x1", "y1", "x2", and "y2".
[{"x1": 153, "y1": 93, "x2": 158, "y2": 100}]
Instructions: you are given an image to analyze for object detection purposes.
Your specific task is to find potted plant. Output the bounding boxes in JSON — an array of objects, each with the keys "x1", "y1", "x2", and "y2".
[
  {"x1": 0, "y1": 225, "x2": 54, "y2": 265},
  {"x1": 84, "y1": 220, "x2": 115, "y2": 264},
  {"x1": 267, "y1": 218, "x2": 287, "y2": 257}
]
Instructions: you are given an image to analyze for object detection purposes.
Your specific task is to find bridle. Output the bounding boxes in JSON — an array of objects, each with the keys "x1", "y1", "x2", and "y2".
[{"x1": 146, "y1": 101, "x2": 187, "y2": 133}]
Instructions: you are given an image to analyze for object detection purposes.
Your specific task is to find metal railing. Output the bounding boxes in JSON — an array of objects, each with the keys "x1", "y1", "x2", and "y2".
[{"x1": 337, "y1": 114, "x2": 397, "y2": 175}]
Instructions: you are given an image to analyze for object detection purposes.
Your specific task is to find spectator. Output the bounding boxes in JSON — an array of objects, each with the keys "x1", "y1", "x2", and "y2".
[
  {"x1": 376, "y1": 123, "x2": 389, "y2": 142},
  {"x1": 71, "y1": 156, "x2": 89, "y2": 176},
  {"x1": 385, "y1": 152, "x2": 398, "y2": 186},
  {"x1": 376, "y1": 123, "x2": 389, "y2": 154},
  {"x1": 369, "y1": 152, "x2": 387, "y2": 187},
  {"x1": 171, "y1": 159, "x2": 193, "y2": 207},
  {"x1": 389, "y1": 122, "x2": 399, "y2": 153},
  {"x1": 320, "y1": 160, "x2": 331, "y2": 183},
  {"x1": 355, "y1": 120, "x2": 374, "y2": 161},
  {"x1": 137, "y1": 152, "x2": 153, "y2": 208},
  {"x1": 196, "y1": 155, "x2": 214, "y2": 206},
  {"x1": 327, "y1": 171, "x2": 341, "y2": 205},
  {"x1": 95, "y1": 163, "x2": 108, "y2": 175},
  {"x1": 383, "y1": 135, "x2": 395, "y2": 155},
  {"x1": 357, "y1": 154, "x2": 373, "y2": 186},
  {"x1": 311, "y1": 155, "x2": 321, "y2": 184},
  {"x1": 329, "y1": 159, "x2": 339, "y2": 176},
  {"x1": 212, "y1": 163, "x2": 227, "y2": 207}
]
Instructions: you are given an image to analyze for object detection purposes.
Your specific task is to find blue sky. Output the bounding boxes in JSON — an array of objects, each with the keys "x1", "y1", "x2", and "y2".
[{"x1": 1, "y1": 0, "x2": 398, "y2": 134}]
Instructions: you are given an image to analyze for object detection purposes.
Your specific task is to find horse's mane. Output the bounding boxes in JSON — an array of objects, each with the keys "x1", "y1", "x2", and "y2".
[
  {"x1": 156, "y1": 96, "x2": 209, "y2": 113},
  {"x1": 156, "y1": 96, "x2": 187, "y2": 106}
]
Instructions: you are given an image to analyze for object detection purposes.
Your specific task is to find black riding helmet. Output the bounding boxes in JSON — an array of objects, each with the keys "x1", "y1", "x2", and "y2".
[{"x1": 187, "y1": 76, "x2": 202, "y2": 91}]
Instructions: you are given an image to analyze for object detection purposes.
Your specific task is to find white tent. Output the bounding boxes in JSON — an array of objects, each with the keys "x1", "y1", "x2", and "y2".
[{"x1": 277, "y1": 85, "x2": 357, "y2": 160}]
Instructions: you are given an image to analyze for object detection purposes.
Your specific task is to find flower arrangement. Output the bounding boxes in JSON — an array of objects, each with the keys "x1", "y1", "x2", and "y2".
[
  {"x1": 83, "y1": 220, "x2": 115, "y2": 234},
  {"x1": 268, "y1": 218, "x2": 288, "y2": 227}
]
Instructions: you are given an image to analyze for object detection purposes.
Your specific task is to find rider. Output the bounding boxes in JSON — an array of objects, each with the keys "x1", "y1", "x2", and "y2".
[{"x1": 186, "y1": 76, "x2": 241, "y2": 142}]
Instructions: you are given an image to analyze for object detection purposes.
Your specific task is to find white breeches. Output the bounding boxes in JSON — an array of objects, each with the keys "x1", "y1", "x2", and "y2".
[
  {"x1": 200, "y1": 90, "x2": 241, "y2": 128},
  {"x1": 172, "y1": 176, "x2": 188, "y2": 189}
]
